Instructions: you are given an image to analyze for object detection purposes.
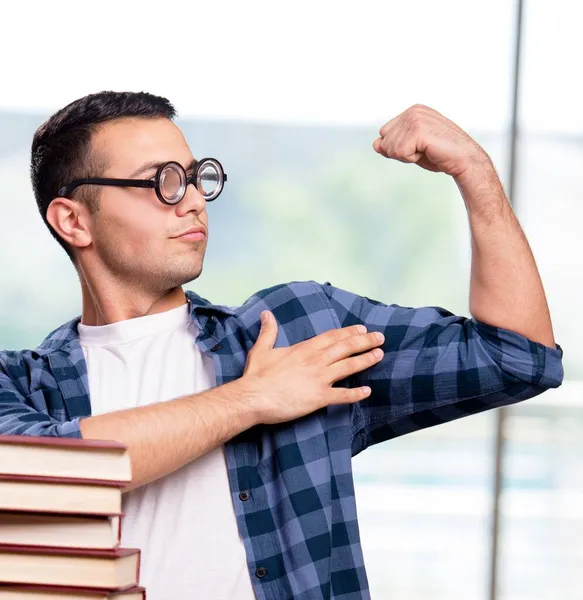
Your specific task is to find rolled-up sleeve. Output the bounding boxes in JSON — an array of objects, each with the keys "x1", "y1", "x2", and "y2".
[
  {"x1": 320, "y1": 283, "x2": 564, "y2": 455},
  {"x1": 0, "y1": 367, "x2": 82, "y2": 438}
]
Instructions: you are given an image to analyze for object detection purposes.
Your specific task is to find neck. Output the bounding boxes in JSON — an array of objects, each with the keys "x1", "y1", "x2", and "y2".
[{"x1": 77, "y1": 266, "x2": 187, "y2": 326}]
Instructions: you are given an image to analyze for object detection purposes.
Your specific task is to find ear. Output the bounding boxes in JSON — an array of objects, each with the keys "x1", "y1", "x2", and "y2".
[{"x1": 46, "y1": 198, "x2": 93, "y2": 250}]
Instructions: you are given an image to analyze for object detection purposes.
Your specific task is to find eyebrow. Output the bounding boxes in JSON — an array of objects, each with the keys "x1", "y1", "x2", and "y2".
[{"x1": 129, "y1": 159, "x2": 198, "y2": 178}]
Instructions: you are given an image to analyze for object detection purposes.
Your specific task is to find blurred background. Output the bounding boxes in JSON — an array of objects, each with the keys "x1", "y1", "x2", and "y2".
[{"x1": 0, "y1": 1, "x2": 581, "y2": 598}]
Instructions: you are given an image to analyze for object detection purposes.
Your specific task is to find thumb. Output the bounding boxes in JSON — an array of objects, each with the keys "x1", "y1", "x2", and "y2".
[{"x1": 253, "y1": 311, "x2": 278, "y2": 351}]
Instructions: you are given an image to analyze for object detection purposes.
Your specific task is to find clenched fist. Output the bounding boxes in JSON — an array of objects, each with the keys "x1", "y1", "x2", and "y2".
[{"x1": 373, "y1": 104, "x2": 490, "y2": 180}]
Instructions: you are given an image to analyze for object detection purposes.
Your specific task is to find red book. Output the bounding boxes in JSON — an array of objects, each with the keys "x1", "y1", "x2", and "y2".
[
  {"x1": 0, "y1": 585, "x2": 145, "y2": 599},
  {"x1": 0, "y1": 511, "x2": 122, "y2": 550},
  {"x1": 0, "y1": 474, "x2": 123, "y2": 515},
  {"x1": 0, "y1": 435, "x2": 131, "y2": 484},
  {"x1": 0, "y1": 545, "x2": 140, "y2": 590}
]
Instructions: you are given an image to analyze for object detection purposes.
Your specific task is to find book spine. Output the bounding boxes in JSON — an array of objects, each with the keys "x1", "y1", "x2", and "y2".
[
  {"x1": 117, "y1": 515, "x2": 122, "y2": 545},
  {"x1": 135, "y1": 550, "x2": 141, "y2": 588}
]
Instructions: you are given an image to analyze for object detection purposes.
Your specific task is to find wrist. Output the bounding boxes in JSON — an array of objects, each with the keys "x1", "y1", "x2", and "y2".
[
  {"x1": 454, "y1": 158, "x2": 508, "y2": 217},
  {"x1": 227, "y1": 376, "x2": 265, "y2": 428},
  {"x1": 454, "y1": 151, "x2": 495, "y2": 188}
]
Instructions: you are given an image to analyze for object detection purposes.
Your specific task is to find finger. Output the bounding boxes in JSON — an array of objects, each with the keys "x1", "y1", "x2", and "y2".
[
  {"x1": 377, "y1": 124, "x2": 401, "y2": 157},
  {"x1": 380, "y1": 128, "x2": 424, "y2": 164},
  {"x1": 379, "y1": 115, "x2": 399, "y2": 138},
  {"x1": 252, "y1": 311, "x2": 278, "y2": 351},
  {"x1": 323, "y1": 332, "x2": 385, "y2": 365},
  {"x1": 379, "y1": 136, "x2": 420, "y2": 161},
  {"x1": 379, "y1": 125, "x2": 405, "y2": 159},
  {"x1": 383, "y1": 104, "x2": 431, "y2": 137},
  {"x1": 393, "y1": 149, "x2": 425, "y2": 165},
  {"x1": 328, "y1": 347, "x2": 384, "y2": 382},
  {"x1": 299, "y1": 325, "x2": 368, "y2": 352},
  {"x1": 327, "y1": 385, "x2": 372, "y2": 405}
]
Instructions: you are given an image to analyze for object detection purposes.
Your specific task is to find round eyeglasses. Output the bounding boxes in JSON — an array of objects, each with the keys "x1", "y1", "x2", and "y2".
[{"x1": 57, "y1": 158, "x2": 227, "y2": 204}]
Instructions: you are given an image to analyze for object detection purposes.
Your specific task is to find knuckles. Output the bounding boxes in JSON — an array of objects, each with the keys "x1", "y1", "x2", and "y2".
[{"x1": 408, "y1": 103, "x2": 431, "y2": 113}]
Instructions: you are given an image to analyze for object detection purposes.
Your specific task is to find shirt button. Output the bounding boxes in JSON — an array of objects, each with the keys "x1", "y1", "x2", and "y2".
[
  {"x1": 239, "y1": 491, "x2": 250, "y2": 501},
  {"x1": 210, "y1": 343, "x2": 223, "y2": 352},
  {"x1": 255, "y1": 567, "x2": 268, "y2": 579}
]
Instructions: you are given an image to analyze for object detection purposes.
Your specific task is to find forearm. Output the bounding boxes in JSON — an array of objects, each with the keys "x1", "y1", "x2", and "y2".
[
  {"x1": 79, "y1": 379, "x2": 258, "y2": 491},
  {"x1": 456, "y1": 160, "x2": 556, "y2": 348}
]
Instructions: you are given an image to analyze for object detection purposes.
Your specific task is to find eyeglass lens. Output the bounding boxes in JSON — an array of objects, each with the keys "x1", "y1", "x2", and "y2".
[
  {"x1": 158, "y1": 161, "x2": 223, "y2": 203},
  {"x1": 198, "y1": 163, "x2": 220, "y2": 196},
  {"x1": 159, "y1": 165, "x2": 186, "y2": 204}
]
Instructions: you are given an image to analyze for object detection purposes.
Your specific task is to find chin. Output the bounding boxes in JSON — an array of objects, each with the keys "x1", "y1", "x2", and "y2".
[
  {"x1": 184, "y1": 267, "x2": 203, "y2": 285},
  {"x1": 176, "y1": 262, "x2": 204, "y2": 287},
  {"x1": 148, "y1": 259, "x2": 203, "y2": 292}
]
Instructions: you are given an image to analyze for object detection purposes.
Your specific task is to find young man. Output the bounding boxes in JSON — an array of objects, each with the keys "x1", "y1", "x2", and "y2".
[{"x1": 0, "y1": 91, "x2": 562, "y2": 600}]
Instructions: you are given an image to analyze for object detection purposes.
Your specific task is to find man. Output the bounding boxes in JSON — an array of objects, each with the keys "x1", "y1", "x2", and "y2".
[{"x1": 0, "y1": 91, "x2": 562, "y2": 600}]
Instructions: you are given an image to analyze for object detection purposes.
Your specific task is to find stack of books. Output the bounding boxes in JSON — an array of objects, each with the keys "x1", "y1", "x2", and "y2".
[{"x1": 0, "y1": 435, "x2": 145, "y2": 599}]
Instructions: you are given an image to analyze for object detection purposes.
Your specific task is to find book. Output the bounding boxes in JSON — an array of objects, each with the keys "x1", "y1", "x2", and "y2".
[
  {"x1": 0, "y1": 585, "x2": 145, "y2": 599},
  {"x1": 0, "y1": 436, "x2": 131, "y2": 484},
  {"x1": 0, "y1": 512, "x2": 121, "y2": 550},
  {"x1": 0, "y1": 475, "x2": 122, "y2": 515},
  {"x1": 0, "y1": 545, "x2": 140, "y2": 590}
]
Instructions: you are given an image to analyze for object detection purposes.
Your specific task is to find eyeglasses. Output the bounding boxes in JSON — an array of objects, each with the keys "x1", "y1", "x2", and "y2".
[{"x1": 57, "y1": 158, "x2": 227, "y2": 205}]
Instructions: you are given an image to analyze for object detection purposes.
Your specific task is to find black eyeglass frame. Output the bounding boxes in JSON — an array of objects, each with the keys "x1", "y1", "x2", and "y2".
[{"x1": 56, "y1": 158, "x2": 228, "y2": 205}]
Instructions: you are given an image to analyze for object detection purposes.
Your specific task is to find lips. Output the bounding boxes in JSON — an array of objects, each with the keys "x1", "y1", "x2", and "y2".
[{"x1": 172, "y1": 226, "x2": 206, "y2": 240}]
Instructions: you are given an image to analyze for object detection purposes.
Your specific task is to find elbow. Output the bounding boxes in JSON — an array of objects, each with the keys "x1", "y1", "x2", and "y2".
[
  {"x1": 0, "y1": 417, "x2": 83, "y2": 438},
  {"x1": 470, "y1": 319, "x2": 564, "y2": 391}
]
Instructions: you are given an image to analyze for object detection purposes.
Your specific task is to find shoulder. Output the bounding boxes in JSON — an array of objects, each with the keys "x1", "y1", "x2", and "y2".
[
  {"x1": 235, "y1": 280, "x2": 333, "y2": 319},
  {"x1": 192, "y1": 282, "x2": 345, "y2": 342},
  {"x1": 241, "y1": 280, "x2": 329, "y2": 309},
  {"x1": 228, "y1": 281, "x2": 340, "y2": 342}
]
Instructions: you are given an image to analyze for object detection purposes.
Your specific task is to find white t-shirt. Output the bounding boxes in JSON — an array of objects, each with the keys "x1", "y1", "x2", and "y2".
[{"x1": 78, "y1": 304, "x2": 256, "y2": 600}]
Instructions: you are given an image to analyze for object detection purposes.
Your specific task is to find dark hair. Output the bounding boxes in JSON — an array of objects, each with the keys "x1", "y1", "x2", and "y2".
[{"x1": 30, "y1": 90, "x2": 176, "y2": 260}]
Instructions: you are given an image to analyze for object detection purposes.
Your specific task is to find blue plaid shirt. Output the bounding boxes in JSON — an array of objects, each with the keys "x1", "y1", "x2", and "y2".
[{"x1": 0, "y1": 281, "x2": 563, "y2": 599}]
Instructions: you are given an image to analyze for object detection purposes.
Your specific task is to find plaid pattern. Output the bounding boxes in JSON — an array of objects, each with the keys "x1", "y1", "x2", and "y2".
[{"x1": 0, "y1": 281, "x2": 563, "y2": 599}]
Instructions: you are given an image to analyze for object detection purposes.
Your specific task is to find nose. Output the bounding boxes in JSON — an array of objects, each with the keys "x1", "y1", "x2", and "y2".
[{"x1": 175, "y1": 181, "x2": 206, "y2": 216}]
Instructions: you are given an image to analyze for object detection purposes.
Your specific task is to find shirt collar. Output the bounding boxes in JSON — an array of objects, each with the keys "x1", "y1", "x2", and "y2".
[
  {"x1": 184, "y1": 290, "x2": 237, "y2": 317},
  {"x1": 35, "y1": 289, "x2": 236, "y2": 355}
]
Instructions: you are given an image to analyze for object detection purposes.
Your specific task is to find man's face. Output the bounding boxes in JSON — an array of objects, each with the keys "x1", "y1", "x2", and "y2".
[{"x1": 85, "y1": 117, "x2": 209, "y2": 292}]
